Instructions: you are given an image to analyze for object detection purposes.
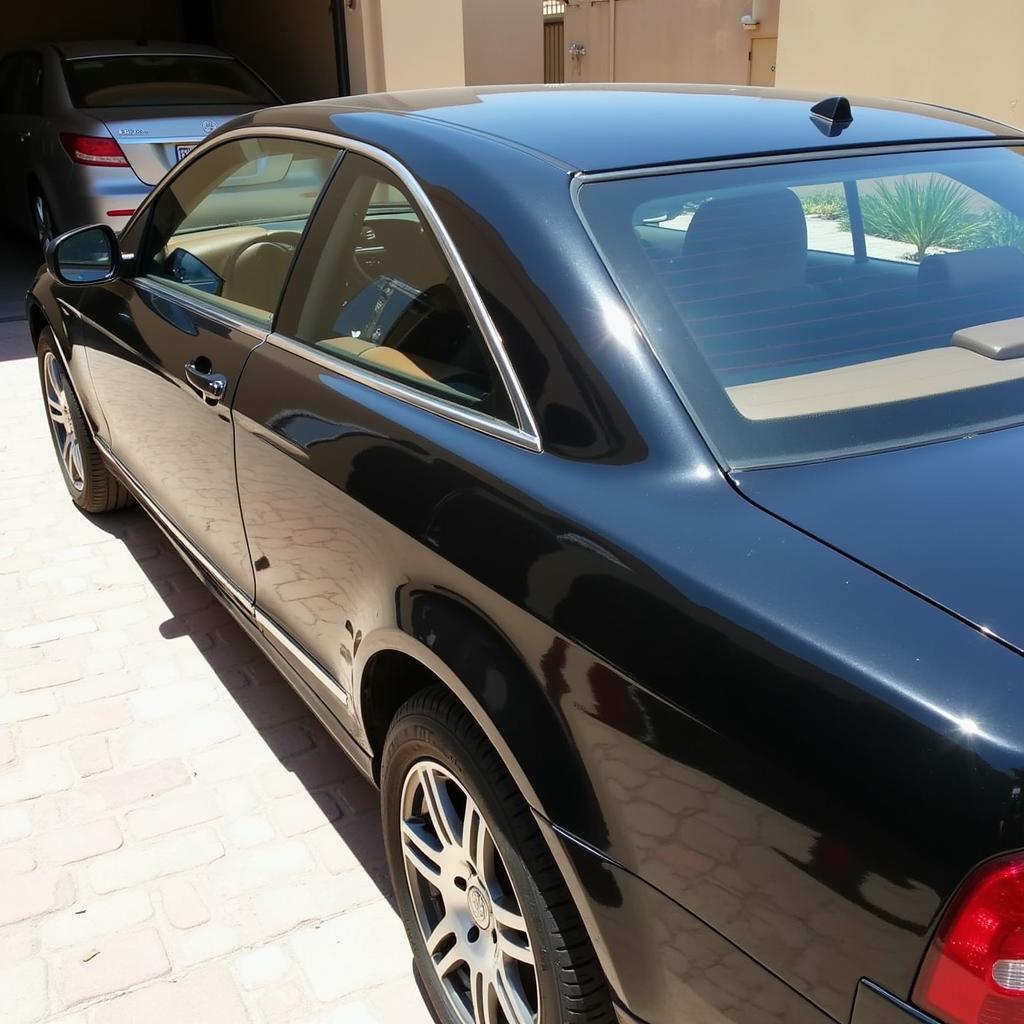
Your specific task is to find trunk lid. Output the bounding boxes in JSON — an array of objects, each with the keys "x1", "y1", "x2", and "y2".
[
  {"x1": 734, "y1": 425, "x2": 1024, "y2": 654},
  {"x1": 92, "y1": 106, "x2": 257, "y2": 185}
]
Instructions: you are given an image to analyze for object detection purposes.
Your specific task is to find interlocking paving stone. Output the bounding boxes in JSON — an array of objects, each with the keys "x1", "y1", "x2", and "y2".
[{"x1": 0, "y1": 317, "x2": 433, "y2": 1020}]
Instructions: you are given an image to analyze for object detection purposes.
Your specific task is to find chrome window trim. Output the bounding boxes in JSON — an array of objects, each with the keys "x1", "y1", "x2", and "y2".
[
  {"x1": 266, "y1": 331, "x2": 540, "y2": 450},
  {"x1": 134, "y1": 276, "x2": 270, "y2": 342},
  {"x1": 123, "y1": 125, "x2": 541, "y2": 451}
]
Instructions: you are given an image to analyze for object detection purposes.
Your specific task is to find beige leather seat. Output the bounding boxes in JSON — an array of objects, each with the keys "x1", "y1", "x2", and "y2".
[{"x1": 317, "y1": 336, "x2": 462, "y2": 388}]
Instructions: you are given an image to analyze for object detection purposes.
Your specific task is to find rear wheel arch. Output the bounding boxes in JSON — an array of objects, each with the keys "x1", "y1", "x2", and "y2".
[
  {"x1": 356, "y1": 628, "x2": 547, "y2": 813},
  {"x1": 360, "y1": 627, "x2": 628, "y2": 1018}
]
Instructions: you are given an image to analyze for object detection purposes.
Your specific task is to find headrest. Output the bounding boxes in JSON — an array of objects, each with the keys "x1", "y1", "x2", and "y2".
[
  {"x1": 680, "y1": 188, "x2": 808, "y2": 298},
  {"x1": 918, "y1": 246, "x2": 1024, "y2": 292}
]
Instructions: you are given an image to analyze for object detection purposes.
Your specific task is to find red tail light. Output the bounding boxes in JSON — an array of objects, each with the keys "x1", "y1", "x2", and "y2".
[
  {"x1": 60, "y1": 133, "x2": 129, "y2": 167},
  {"x1": 914, "y1": 855, "x2": 1024, "y2": 1024}
]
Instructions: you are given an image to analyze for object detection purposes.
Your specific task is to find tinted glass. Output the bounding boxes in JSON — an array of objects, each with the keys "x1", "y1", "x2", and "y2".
[
  {"x1": 142, "y1": 137, "x2": 337, "y2": 325},
  {"x1": 579, "y1": 146, "x2": 1024, "y2": 468},
  {"x1": 278, "y1": 153, "x2": 515, "y2": 423},
  {"x1": 63, "y1": 55, "x2": 276, "y2": 108}
]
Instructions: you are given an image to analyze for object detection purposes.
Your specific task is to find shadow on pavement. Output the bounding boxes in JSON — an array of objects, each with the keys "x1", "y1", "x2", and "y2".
[
  {"x1": 0, "y1": 233, "x2": 40, "y2": 327},
  {"x1": 87, "y1": 502, "x2": 400, "y2": 912}
]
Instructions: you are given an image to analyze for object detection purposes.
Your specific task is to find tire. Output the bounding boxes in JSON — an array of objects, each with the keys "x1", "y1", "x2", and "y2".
[
  {"x1": 381, "y1": 686, "x2": 614, "y2": 1024},
  {"x1": 29, "y1": 187, "x2": 55, "y2": 254},
  {"x1": 37, "y1": 330, "x2": 130, "y2": 513}
]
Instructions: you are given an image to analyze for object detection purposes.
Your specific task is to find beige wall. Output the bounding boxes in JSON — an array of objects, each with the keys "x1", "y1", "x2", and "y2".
[
  {"x1": 463, "y1": 0, "x2": 543, "y2": 86},
  {"x1": 377, "y1": 0, "x2": 466, "y2": 91},
  {"x1": 563, "y1": 0, "x2": 779, "y2": 84},
  {"x1": 776, "y1": 0, "x2": 1024, "y2": 127},
  {"x1": 1, "y1": 2, "x2": 181, "y2": 48},
  {"x1": 214, "y1": 0, "x2": 338, "y2": 103}
]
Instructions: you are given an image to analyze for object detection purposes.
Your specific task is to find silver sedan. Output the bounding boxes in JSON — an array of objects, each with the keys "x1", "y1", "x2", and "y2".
[{"x1": 0, "y1": 40, "x2": 280, "y2": 248}]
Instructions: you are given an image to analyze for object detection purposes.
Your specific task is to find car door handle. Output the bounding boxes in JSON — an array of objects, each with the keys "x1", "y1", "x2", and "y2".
[
  {"x1": 18, "y1": 131, "x2": 30, "y2": 142},
  {"x1": 184, "y1": 360, "x2": 228, "y2": 402}
]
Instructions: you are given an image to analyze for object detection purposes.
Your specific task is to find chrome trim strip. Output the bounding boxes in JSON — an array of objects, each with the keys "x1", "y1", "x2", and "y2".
[
  {"x1": 133, "y1": 277, "x2": 270, "y2": 342},
  {"x1": 572, "y1": 137, "x2": 1024, "y2": 185},
  {"x1": 100, "y1": 441, "x2": 351, "y2": 708},
  {"x1": 266, "y1": 332, "x2": 541, "y2": 451},
  {"x1": 123, "y1": 125, "x2": 541, "y2": 450},
  {"x1": 255, "y1": 609, "x2": 349, "y2": 706}
]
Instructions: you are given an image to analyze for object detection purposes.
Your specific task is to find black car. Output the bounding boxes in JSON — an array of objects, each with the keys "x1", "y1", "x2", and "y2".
[{"x1": 27, "y1": 84, "x2": 1024, "y2": 1024}]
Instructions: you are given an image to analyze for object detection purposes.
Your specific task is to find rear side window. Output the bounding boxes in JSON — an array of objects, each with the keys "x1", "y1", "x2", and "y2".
[
  {"x1": 63, "y1": 55, "x2": 276, "y2": 108},
  {"x1": 277, "y1": 152, "x2": 515, "y2": 424},
  {"x1": 579, "y1": 146, "x2": 1024, "y2": 468},
  {"x1": 141, "y1": 137, "x2": 337, "y2": 325}
]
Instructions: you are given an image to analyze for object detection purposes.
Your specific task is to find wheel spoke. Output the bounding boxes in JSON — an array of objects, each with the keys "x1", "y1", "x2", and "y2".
[
  {"x1": 70, "y1": 442, "x2": 84, "y2": 483},
  {"x1": 46, "y1": 356, "x2": 62, "y2": 399},
  {"x1": 471, "y1": 969, "x2": 498, "y2": 1024},
  {"x1": 61, "y1": 432, "x2": 74, "y2": 474},
  {"x1": 47, "y1": 395, "x2": 64, "y2": 420},
  {"x1": 401, "y1": 818, "x2": 444, "y2": 882},
  {"x1": 492, "y1": 899, "x2": 528, "y2": 934},
  {"x1": 493, "y1": 960, "x2": 535, "y2": 1024},
  {"x1": 420, "y1": 765, "x2": 461, "y2": 850},
  {"x1": 433, "y1": 939, "x2": 465, "y2": 981},
  {"x1": 462, "y1": 798, "x2": 488, "y2": 874},
  {"x1": 425, "y1": 913, "x2": 457, "y2": 957},
  {"x1": 497, "y1": 928, "x2": 534, "y2": 966}
]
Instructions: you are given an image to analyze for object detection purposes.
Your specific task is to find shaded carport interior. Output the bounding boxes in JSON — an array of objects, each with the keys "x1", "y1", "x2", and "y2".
[{"x1": 1, "y1": 0, "x2": 347, "y2": 317}]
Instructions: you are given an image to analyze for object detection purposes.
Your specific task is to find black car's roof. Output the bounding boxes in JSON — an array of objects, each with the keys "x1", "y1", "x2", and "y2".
[{"x1": 250, "y1": 84, "x2": 1024, "y2": 174}]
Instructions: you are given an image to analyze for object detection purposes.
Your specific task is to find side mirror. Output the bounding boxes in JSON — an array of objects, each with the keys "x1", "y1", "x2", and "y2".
[{"x1": 45, "y1": 224, "x2": 121, "y2": 285}]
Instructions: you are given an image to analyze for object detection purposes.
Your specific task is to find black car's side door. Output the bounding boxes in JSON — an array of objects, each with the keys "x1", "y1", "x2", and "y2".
[
  {"x1": 77, "y1": 135, "x2": 340, "y2": 599},
  {"x1": 231, "y1": 147, "x2": 537, "y2": 726}
]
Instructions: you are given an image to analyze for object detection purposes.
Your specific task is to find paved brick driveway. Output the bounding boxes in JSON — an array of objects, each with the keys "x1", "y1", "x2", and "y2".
[{"x1": 0, "y1": 317, "x2": 435, "y2": 1023}]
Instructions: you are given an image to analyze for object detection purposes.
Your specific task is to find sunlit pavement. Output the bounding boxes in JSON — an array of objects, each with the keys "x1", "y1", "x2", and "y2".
[{"x1": 0, "y1": 303, "x2": 436, "y2": 1023}]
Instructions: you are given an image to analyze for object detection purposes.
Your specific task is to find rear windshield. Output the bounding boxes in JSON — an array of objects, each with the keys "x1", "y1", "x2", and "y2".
[
  {"x1": 578, "y1": 145, "x2": 1024, "y2": 468},
  {"x1": 63, "y1": 55, "x2": 276, "y2": 108}
]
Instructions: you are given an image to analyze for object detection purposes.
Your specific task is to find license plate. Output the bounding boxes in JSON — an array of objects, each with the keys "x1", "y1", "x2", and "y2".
[{"x1": 175, "y1": 144, "x2": 197, "y2": 162}]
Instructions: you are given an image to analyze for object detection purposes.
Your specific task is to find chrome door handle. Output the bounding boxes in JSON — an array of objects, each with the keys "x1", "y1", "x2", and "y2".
[{"x1": 184, "y1": 360, "x2": 228, "y2": 402}]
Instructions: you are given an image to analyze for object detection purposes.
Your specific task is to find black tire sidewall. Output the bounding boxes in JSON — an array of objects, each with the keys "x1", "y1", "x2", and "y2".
[{"x1": 381, "y1": 707, "x2": 563, "y2": 1024}]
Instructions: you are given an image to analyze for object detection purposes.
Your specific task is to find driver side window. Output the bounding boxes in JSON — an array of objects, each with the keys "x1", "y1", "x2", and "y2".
[{"x1": 141, "y1": 137, "x2": 338, "y2": 326}]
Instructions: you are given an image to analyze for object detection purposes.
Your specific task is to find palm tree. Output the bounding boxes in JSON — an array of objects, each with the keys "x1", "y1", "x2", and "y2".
[{"x1": 860, "y1": 175, "x2": 976, "y2": 262}]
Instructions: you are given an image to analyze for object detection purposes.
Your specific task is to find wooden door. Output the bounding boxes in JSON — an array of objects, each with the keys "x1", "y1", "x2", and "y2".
[{"x1": 750, "y1": 37, "x2": 777, "y2": 87}]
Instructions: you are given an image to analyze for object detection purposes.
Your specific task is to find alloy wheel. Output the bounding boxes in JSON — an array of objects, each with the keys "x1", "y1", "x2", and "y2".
[
  {"x1": 43, "y1": 352, "x2": 85, "y2": 492},
  {"x1": 399, "y1": 759, "x2": 539, "y2": 1024},
  {"x1": 33, "y1": 193, "x2": 52, "y2": 249}
]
